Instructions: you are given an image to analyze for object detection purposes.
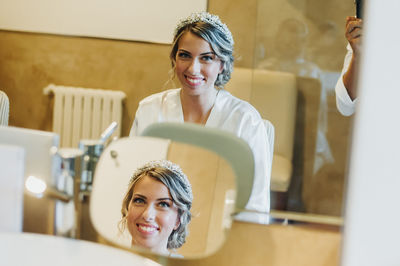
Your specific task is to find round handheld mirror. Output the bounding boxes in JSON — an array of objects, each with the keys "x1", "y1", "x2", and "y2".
[{"x1": 90, "y1": 123, "x2": 254, "y2": 259}]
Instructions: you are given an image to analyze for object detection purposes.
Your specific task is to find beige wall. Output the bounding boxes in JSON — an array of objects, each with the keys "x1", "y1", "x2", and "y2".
[{"x1": 0, "y1": 31, "x2": 171, "y2": 136}]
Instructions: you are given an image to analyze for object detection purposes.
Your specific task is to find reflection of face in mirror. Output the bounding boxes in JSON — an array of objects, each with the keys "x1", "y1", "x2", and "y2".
[
  {"x1": 127, "y1": 177, "x2": 180, "y2": 252},
  {"x1": 175, "y1": 32, "x2": 223, "y2": 97},
  {"x1": 119, "y1": 160, "x2": 192, "y2": 257},
  {"x1": 132, "y1": 12, "x2": 270, "y2": 218},
  {"x1": 90, "y1": 137, "x2": 236, "y2": 259}
]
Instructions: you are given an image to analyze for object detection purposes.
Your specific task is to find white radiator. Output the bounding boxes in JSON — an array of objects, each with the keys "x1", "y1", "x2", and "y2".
[{"x1": 44, "y1": 84, "x2": 126, "y2": 148}]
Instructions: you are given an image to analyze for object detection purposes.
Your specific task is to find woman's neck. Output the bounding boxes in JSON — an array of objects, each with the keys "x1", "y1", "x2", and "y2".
[
  {"x1": 180, "y1": 88, "x2": 219, "y2": 125},
  {"x1": 132, "y1": 242, "x2": 169, "y2": 256},
  {"x1": 151, "y1": 247, "x2": 170, "y2": 256}
]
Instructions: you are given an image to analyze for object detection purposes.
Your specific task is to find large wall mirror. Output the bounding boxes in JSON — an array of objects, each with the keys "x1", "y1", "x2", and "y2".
[{"x1": 0, "y1": 0, "x2": 356, "y2": 258}]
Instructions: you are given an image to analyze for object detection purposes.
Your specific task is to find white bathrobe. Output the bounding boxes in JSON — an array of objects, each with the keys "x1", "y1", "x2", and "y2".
[
  {"x1": 130, "y1": 88, "x2": 271, "y2": 213},
  {"x1": 335, "y1": 44, "x2": 358, "y2": 116}
]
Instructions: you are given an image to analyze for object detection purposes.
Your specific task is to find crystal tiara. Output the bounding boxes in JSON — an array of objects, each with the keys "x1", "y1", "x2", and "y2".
[
  {"x1": 130, "y1": 160, "x2": 193, "y2": 200},
  {"x1": 174, "y1": 12, "x2": 234, "y2": 45}
]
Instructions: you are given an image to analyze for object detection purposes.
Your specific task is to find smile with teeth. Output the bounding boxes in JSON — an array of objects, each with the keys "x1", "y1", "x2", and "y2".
[
  {"x1": 137, "y1": 223, "x2": 159, "y2": 233},
  {"x1": 185, "y1": 75, "x2": 204, "y2": 86}
]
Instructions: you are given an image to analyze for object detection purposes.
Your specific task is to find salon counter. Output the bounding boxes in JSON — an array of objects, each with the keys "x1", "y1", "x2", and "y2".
[{"x1": 170, "y1": 221, "x2": 341, "y2": 266}]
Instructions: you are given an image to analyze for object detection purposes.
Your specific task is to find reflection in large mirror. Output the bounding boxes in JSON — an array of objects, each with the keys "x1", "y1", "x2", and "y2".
[
  {"x1": 90, "y1": 135, "x2": 238, "y2": 258},
  {"x1": 244, "y1": 0, "x2": 356, "y2": 218},
  {"x1": 0, "y1": 0, "x2": 356, "y2": 255}
]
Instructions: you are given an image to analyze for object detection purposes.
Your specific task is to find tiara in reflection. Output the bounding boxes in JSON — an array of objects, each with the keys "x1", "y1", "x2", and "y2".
[
  {"x1": 130, "y1": 160, "x2": 193, "y2": 200},
  {"x1": 174, "y1": 12, "x2": 234, "y2": 45}
]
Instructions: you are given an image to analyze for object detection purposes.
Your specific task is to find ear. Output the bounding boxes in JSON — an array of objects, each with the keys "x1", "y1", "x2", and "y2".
[{"x1": 174, "y1": 216, "x2": 181, "y2": 230}]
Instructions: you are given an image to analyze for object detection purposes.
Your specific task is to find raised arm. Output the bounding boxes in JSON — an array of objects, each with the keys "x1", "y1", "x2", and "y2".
[{"x1": 343, "y1": 16, "x2": 363, "y2": 100}]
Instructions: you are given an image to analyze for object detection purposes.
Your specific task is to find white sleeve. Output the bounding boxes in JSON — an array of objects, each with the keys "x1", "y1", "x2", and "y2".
[
  {"x1": 240, "y1": 116, "x2": 271, "y2": 213},
  {"x1": 129, "y1": 102, "x2": 143, "y2": 137},
  {"x1": 128, "y1": 116, "x2": 139, "y2": 137},
  {"x1": 128, "y1": 92, "x2": 164, "y2": 137},
  {"x1": 335, "y1": 44, "x2": 357, "y2": 116},
  {"x1": 128, "y1": 100, "x2": 151, "y2": 137}
]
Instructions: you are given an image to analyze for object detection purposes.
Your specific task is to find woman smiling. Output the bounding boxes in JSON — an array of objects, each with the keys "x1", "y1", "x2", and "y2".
[
  {"x1": 130, "y1": 12, "x2": 272, "y2": 216},
  {"x1": 119, "y1": 160, "x2": 192, "y2": 257}
]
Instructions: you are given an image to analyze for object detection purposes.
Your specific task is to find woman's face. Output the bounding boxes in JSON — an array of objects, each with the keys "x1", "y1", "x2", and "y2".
[
  {"x1": 174, "y1": 31, "x2": 223, "y2": 96},
  {"x1": 127, "y1": 175, "x2": 180, "y2": 254}
]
